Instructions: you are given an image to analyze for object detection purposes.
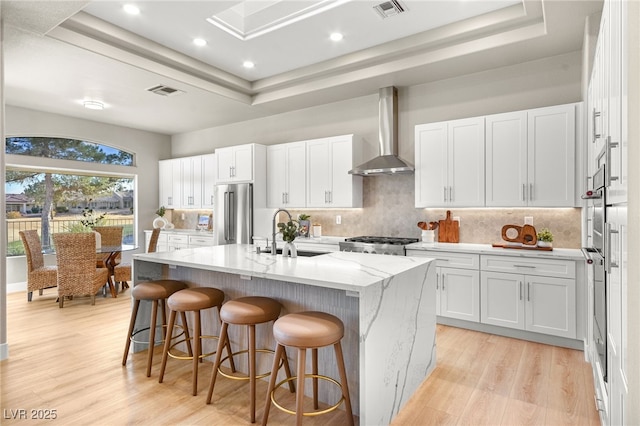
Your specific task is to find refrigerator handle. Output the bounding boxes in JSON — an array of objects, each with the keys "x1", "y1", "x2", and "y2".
[
  {"x1": 224, "y1": 191, "x2": 230, "y2": 241},
  {"x1": 228, "y1": 191, "x2": 236, "y2": 241}
]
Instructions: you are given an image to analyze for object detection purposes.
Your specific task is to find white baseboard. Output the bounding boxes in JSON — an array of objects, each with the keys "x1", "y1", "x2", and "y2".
[{"x1": 7, "y1": 281, "x2": 26, "y2": 294}]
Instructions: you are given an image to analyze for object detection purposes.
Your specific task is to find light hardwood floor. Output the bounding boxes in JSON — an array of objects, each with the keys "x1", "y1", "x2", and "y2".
[{"x1": 1, "y1": 289, "x2": 600, "y2": 425}]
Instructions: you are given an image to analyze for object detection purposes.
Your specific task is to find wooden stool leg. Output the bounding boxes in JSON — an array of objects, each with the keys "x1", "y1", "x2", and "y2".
[
  {"x1": 146, "y1": 299, "x2": 159, "y2": 377},
  {"x1": 282, "y1": 346, "x2": 295, "y2": 393},
  {"x1": 192, "y1": 310, "x2": 201, "y2": 396},
  {"x1": 158, "y1": 309, "x2": 177, "y2": 383},
  {"x1": 249, "y1": 324, "x2": 256, "y2": 423},
  {"x1": 160, "y1": 299, "x2": 167, "y2": 340},
  {"x1": 206, "y1": 321, "x2": 229, "y2": 404},
  {"x1": 122, "y1": 299, "x2": 140, "y2": 365},
  {"x1": 180, "y1": 311, "x2": 193, "y2": 358},
  {"x1": 295, "y1": 348, "x2": 307, "y2": 426},
  {"x1": 216, "y1": 305, "x2": 236, "y2": 373},
  {"x1": 334, "y1": 341, "x2": 354, "y2": 426},
  {"x1": 261, "y1": 343, "x2": 285, "y2": 426},
  {"x1": 312, "y1": 348, "x2": 319, "y2": 410}
]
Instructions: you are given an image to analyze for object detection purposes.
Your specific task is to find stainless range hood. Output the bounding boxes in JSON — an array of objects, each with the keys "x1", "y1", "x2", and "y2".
[{"x1": 349, "y1": 86, "x2": 414, "y2": 176}]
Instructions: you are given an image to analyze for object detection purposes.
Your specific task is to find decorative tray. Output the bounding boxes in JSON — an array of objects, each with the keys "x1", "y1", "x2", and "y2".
[{"x1": 492, "y1": 243, "x2": 553, "y2": 251}]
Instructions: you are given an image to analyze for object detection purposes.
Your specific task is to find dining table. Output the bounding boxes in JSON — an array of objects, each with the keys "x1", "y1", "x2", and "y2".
[{"x1": 97, "y1": 244, "x2": 137, "y2": 298}]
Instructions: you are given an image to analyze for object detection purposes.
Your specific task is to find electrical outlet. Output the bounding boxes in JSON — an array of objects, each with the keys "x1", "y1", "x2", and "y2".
[
  {"x1": 524, "y1": 216, "x2": 534, "y2": 225},
  {"x1": 336, "y1": 215, "x2": 342, "y2": 225},
  {"x1": 181, "y1": 213, "x2": 185, "y2": 220}
]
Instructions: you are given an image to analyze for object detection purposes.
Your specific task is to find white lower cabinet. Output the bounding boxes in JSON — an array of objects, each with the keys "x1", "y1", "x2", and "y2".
[
  {"x1": 145, "y1": 231, "x2": 215, "y2": 252},
  {"x1": 438, "y1": 267, "x2": 480, "y2": 322},
  {"x1": 407, "y1": 250, "x2": 480, "y2": 322},
  {"x1": 481, "y1": 271, "x2": 576, "y2": 338},
  {"x1": 480, "y1": 255, "x2": 576, "y2": 339}
]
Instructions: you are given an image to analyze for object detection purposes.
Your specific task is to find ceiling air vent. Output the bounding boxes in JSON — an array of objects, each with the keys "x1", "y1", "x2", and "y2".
[
  {"x1": 146, "y1": 85, "x2": 184, "y2": 97},
  {"x1": 373, "y1": 0, "x2": 406, "y2": 19}
]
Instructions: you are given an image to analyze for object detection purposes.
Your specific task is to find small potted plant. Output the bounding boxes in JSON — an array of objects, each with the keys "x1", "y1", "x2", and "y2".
[
  {"x1": 297, "y1": 214, "x2": 311, "y2": 238},
  {"x1": 278, "y1": 220, "x2": 299, "y2": 257},
  {"x1": 537, "y1": 228, "x2": 553, "y2": 248},
  {"x1": 153, "y1": 206, "x2": 168, "y2": 229}
]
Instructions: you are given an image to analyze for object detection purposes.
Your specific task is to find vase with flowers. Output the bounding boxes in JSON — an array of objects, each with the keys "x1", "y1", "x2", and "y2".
[
  {"x1": 297, "y1": 214, "x2": 311, "y2": 238},
  {"x1": 278, "y1": 220, "x2": 299, "y2": 257},
  {"x1": 153, "y1": 206, "x2": 169, "y2": 229}
]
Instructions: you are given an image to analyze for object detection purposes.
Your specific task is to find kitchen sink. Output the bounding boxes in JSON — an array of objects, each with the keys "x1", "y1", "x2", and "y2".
[{"x1": 274, "y1": 248, "x2": 327, "y2": 257}]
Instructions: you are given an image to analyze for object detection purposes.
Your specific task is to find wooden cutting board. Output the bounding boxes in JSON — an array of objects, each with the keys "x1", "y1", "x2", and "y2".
[{"x1": 438, "y1": 210, "x2": 459, "y2": 243}]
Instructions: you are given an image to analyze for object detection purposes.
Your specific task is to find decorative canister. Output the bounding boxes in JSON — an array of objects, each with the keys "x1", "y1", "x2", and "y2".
[
  {"x1": 422, "y1": 230, "x2": 435, "y2": 243},
  {"x1": 312, "y1": 224, "x2": 322, "y2": 237}
]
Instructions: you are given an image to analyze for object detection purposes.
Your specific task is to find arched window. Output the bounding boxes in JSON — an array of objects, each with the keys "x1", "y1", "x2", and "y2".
[{"x1": 5, "y1": 137, "x2": 136, "y2": 255}]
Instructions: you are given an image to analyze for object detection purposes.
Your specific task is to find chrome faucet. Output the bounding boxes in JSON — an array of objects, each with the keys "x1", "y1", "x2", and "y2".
[{"x1": 272, "y1": 208, "x2": 292, "y2": 255}]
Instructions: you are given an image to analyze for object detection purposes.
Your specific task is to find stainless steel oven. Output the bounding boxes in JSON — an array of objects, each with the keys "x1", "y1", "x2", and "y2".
[{"x1": 582, "y1": 163, "x2": 607, "y2": 382}]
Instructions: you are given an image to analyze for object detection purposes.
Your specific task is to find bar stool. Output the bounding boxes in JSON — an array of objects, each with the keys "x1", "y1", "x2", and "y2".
[
  {"x1": 261, "y1": 311, "x2": 354, "y2": 426},
  {"x1": 158, "y1": 287, "x2": 231, "y2": 396},
  {"x1": 206, "y1": 296, "x2": 294, "y2": 423},
  {"x1": 122, "y1": 279, "x2": 188, "y2": 377}
]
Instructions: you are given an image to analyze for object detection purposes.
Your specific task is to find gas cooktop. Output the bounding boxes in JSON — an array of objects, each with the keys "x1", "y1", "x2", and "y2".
[
  {"x1": 344, "y1": 236, "x2": 419, "y2": 245},
  {"x1": 340, "y1": 236, "x2": 419, "y2": 255}
]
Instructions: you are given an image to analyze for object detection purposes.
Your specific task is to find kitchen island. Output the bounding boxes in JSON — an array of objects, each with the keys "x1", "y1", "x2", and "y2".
[{"x1": 132, "y1": 244, "x2": 436, "y2": 425}]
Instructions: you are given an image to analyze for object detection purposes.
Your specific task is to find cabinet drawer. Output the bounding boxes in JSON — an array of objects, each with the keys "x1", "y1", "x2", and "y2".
[
  {"x1": 407, "y1": 250, "x2": 479, "y2": 270},
  {"x1": 189, "y1": 235, "x2": 215, "y2": 247},
  {"x1": 167, "y1": 234, "x2": 189, "y2": 244},
  {"x1": 481, "y1": 255, "x2": 575, "y2": 279}
]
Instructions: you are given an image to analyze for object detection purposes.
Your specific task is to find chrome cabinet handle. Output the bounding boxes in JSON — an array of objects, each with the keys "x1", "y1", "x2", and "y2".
[
  {"x1": 443, "y1": 186, "x2": 447, "y2": 202},
  {"x1": 519, "y1": 281, "x2": 523, "y2": 300},
  {"x1": 435, "y1": 273, "x2": 439, "y2": 290},
  {"x1": 527, "y1": 282, "x2": 531, "y2": 302},
  {"x1": 593, "y1": 109, "x2": 601, "y2": 142},
  {"x1": 606, "y1": 136, "x2": 620, "y2": 184},
  {"x1": 449, "y1": 186, "x2": 453, "y2": 202},
  {"x1": 210, "y1": 195, "x2": 214, "y2": 204},
  {"x1": 324, "y1": 190, "x2": 328, "y2": 203},
  {"x1": 442, "y1": 273, "x2": 446, "y2": 291},
  {"x1": 529, "y1": 183, "x2": 533, "y2": 201},
  {"x1": 514, "y1": 264, "x2": 536, "y2": 269},
  {"x1": 606, "y1": 224, "x2": 620, "y2": 271},
  {"x1": 168, "y1": 196, "x2": 172, "y2": 205},
  {"x1": 522, "y1": 184, "x2": 526, "y2": 202}
]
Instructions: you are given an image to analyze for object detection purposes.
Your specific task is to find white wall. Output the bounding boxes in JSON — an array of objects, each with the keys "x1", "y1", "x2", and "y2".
[
  {"x1": 5, "y1": 106, "x2": 171, "y2": 285},
  {"x1": 172, "y1": 51, "x2": 583, "y2": 165}
]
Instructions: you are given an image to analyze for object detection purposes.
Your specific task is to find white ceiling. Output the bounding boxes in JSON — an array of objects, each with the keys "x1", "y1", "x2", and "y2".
[{"x1": 2, "y1": 0, "x2": 603, "y2": 136}]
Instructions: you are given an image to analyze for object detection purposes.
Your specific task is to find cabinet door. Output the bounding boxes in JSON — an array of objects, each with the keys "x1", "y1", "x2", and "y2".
[
  {"x1": 329, "y1": 136, "x2": 355, "y2": 207},
  {"x1": 216, "y1": 147, "x2": 234, "y2": 182},
  {"x1": 440, "y1": 268, "x2": 479, "y2": 322},
  {"x1": 180, "y1": 157, "x2": 202, "y2": 208},
  {"x1": 232, "y1": 145, "x2": 253, "y2": 182},
  {"x1": 525, "y1": 275, "x2": 576, "y2": 338},
  {"x1": 415, "y1": 122, "x2": 448, "y2": 207},
  {"x1": 159, "y1": 160, "x2": 174, "y2": 208},
  {"x1": 481, "y1": 271, "x2": 525, "y2": 330},
  {"x1": 306, "y1": 138, "x2": 331, "y2": 207},
  {"x1": 485, "y1": 111, "x2": 528, "y2": 207},
  {"x1": 267, "y1": 144, "x2": 287, "y2": 207},
  {"x1": 286, "y1": 141, "x2": 307, "y2": 207},
  {"x1": 527, "y1": 104, "x2": 575, "y2": 207},
  {"x1": 448, "y1": 117, "x2": 485, "y2": 206},
  {"x1": 202, "y1": 154, "x2": 216, "y2": 208}
]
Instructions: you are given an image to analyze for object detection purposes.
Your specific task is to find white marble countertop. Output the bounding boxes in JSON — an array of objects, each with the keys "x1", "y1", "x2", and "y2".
[
  {"x1": 133, "y1": 244, "x2": 432, "y2": 292},
  {"x1": 252, "y1": 235, "x2": 345, "y2": 245},
  {"x1": 406, "y1": 242, "x2": 584, "y2": 260},
  {"x1": 145, "y1": 229, "x2": 214, "y2": 235}
]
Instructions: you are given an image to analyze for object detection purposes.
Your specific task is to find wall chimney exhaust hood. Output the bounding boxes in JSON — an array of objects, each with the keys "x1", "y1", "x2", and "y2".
[{"x1": 349, "y1": 86, "x2": 414, "y2": 176}]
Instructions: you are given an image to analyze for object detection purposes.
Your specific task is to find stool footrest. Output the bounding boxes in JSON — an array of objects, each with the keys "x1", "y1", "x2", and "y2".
[
  {"x1": 167, "y1": 334, "x2": 219, "y2": 361},
  {"x1": 270, "y1": 374, "x2": 345, "y2": 417},
  {"x1": 217, "y1": 348, "x2": 281, "y2": 380}
]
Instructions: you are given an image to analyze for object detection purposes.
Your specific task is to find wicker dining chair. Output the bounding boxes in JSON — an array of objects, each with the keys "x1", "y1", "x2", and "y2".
[
  {"x1": 19, "y1": 230, "x2": 58, "y2": 302},
  {"x1": 93, "y1": 225, "x2": 124, "y2": 268},
  {"x1": 114, "y1": 228, "x2": 161, "y2": 286},
  {"x1": 53, "y1": 232, "x2": 110, "y2": 308}
]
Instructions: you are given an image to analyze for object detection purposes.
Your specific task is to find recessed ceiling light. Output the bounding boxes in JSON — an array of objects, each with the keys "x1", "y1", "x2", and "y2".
[
  {"x1": 243, "y1": 61, "x2": 255, "y2": 69},
  {"x1": 83, "y1": 101, "x2": 104, "y2": 110},
  {"x1": 193, "y1": 38, "x2": 207, "y2": 47},
  {"x1": 330, "y1": 32, "x2": 344, "y2": 41},
  {"x1": 123, "y1": 4, "x2": 140, "y2": 15}
]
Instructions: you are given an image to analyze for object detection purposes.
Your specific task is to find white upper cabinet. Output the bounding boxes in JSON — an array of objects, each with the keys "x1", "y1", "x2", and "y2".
[
  {"x1": 485, "y1": 111, "x2": 528, "y2": 206},
  {"x1": 306, "y1": 135, "x2": 362, "y2": 208},
  {"x1": 527, "y1": 104, "x2": 576, "y2": 207},
  {"x1": 159, "y1": 159, "x2": 181, "y2": 209},
  {"x1": 486, "y1": 104, "x2": 576, "y2": 207},
  {"x1": 201, "y1": 153, "x2": 216, "y2": 208},
  {"x1": 415, "y1": 117, "x2": 485, "y2": 208},
  {"x1": 267, "y1": 141, "x2": 306, "y2": 208},
  {"x1": 216, "y1": 144, "x2": 254, "y2": 183},
  {"x1": 180, "y1": 156, "x2": 203, "y2": 208}
]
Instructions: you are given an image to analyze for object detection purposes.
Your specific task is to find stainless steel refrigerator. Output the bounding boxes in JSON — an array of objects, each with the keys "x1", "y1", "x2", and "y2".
[{"x1": 214, "y1": 183, "x2": 253, "y2": 245}]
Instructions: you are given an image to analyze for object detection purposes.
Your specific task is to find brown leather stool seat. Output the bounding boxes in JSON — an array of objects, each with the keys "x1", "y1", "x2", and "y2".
[
  {"x1": 262, "y1": 311, "x2": 354, "y2": 426},
  {"x1": 206, "y1": 296, "x2": 294, "y2": 423},
  {"x1": 122, "y1": 279, "x2": 188, "y2": 377},
  {"x1": 158, "y1": 287, "x2": 231, "y2": 396}
]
